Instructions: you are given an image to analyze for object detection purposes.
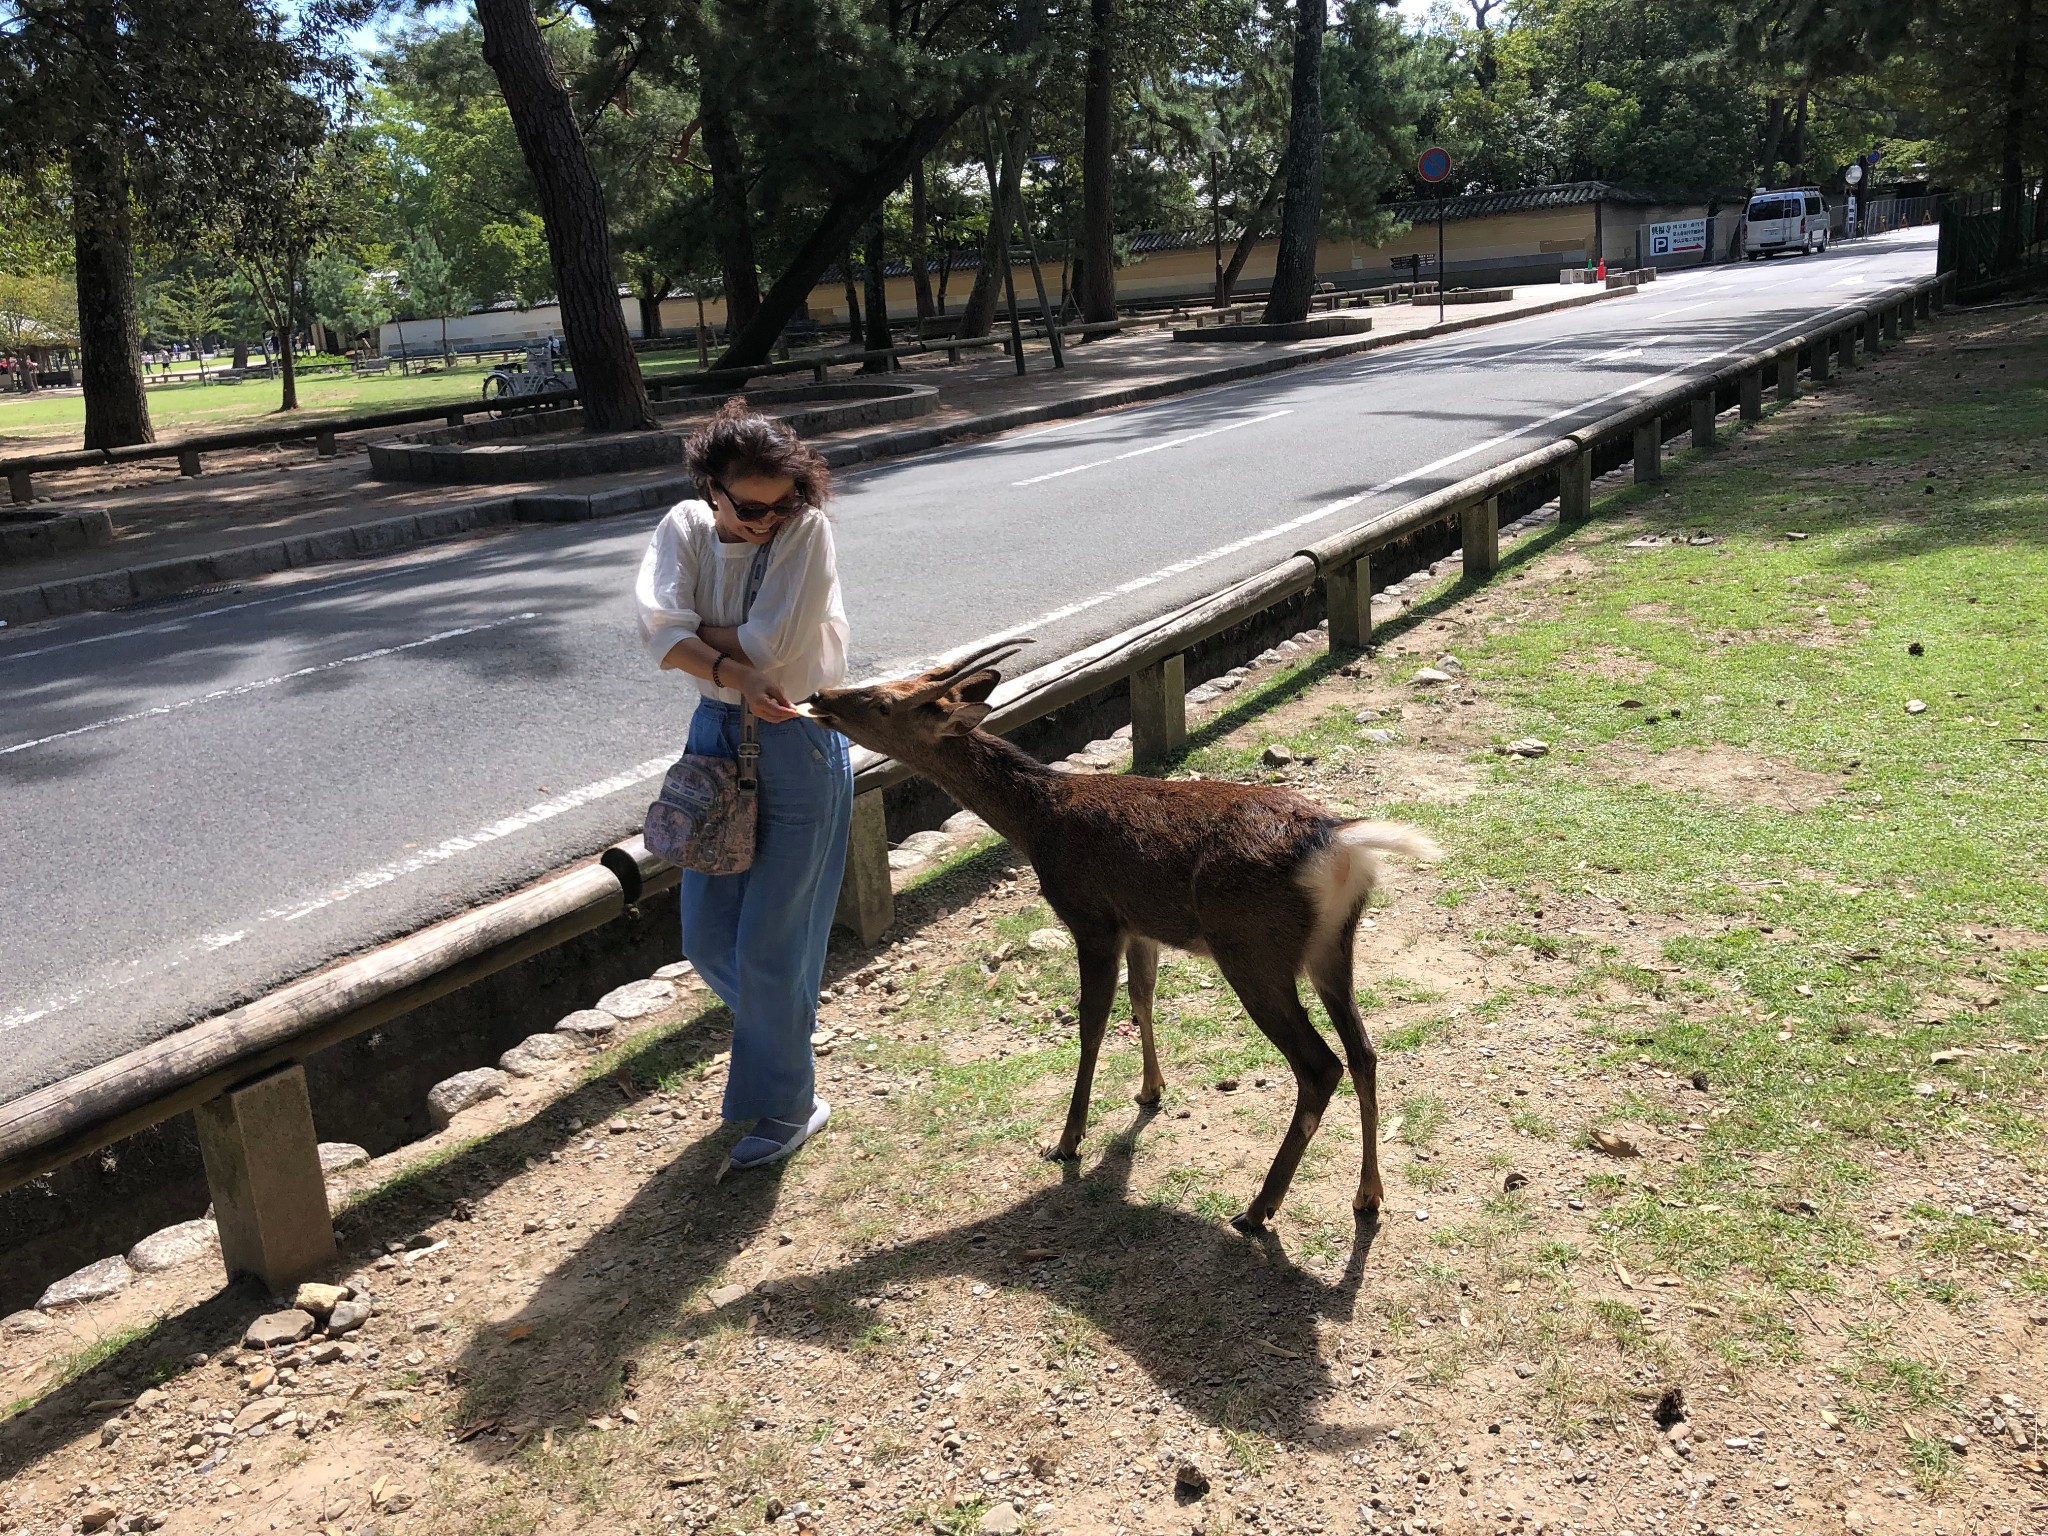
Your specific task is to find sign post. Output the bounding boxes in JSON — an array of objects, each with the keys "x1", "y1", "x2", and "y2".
[{"x1": 1417, "y1": 147, "x2": 1453, "y2": 323}]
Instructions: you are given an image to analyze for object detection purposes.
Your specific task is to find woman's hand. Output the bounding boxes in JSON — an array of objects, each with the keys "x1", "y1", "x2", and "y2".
[{"x1": 737, "y1": 667, "x2": 799, "y2": 722}]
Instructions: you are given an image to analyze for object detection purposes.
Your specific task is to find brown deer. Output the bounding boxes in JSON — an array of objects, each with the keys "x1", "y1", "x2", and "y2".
[{"x1": 805, "y1": 640, "x2": 1439, "y2": 1233}]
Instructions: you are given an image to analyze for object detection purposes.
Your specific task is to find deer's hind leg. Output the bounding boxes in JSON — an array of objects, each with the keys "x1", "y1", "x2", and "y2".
[
  {"x1": 1046, "y1": 932, "x2": 1126, "y2": 1162},
  {"x1": 1126, "y1": 936, "x2": 1165, "y2": 1106},
  {"x1": 1308, "y1": 904, "x2": 1382, "y2": 1218},
  {"x1": 1212, "y1": 945, "x2": 1343, "y2": 1233}
]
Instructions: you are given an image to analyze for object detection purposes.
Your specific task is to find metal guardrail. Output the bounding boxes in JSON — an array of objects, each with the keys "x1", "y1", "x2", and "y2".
[{"x1": 0, "y1": 271, "x2": 1947, "y2": 1296}]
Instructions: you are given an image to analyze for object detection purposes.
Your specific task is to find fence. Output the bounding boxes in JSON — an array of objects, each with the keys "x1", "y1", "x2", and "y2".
[
  {"x1": 0, "y1": 271, "x2": 1947, "y2": 1304},
  {"x1": 1938, "y1": 190, "x2": 2047, "y2": 295}
]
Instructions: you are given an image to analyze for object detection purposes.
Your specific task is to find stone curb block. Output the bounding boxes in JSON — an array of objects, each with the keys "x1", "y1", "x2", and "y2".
[{"x1": 0, "y1": 283, "x2": 1633, "y2": 630}]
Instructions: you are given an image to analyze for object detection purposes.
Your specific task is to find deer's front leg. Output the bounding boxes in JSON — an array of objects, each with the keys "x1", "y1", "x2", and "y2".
[
  {"x1": 1045, "y1": 936, "x2": 1124, "y2": 1162},
  {"x1": 1125, "y1": 937, "x2": 1164, "y2": 1107}
]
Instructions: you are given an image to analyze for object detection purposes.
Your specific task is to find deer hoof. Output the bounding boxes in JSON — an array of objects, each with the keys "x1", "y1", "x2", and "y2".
[
  {"x1": 1041, "y1": 1144, "x2": 1081, "y2": 1164},
  {"x1": 1133, "y1": 1086, "x2": 1163, "y2": 1107},
  {"x1": 1229, "y1": 1209, "x2": 1268, "y2": 1235}
]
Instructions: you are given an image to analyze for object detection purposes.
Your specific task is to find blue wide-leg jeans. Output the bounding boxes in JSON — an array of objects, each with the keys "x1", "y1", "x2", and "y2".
[{"x1": 678, "y1": 699, "x2": 853, "y2": 1124}]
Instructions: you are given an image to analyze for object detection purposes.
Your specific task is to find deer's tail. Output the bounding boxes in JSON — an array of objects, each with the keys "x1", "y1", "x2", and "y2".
[
  {"x1": 1296, "y1": 821, "x2": 1442, "y2": 976},
  {"x1": 1333, "y1": 820, "x2": 1443, "y2": 865}
]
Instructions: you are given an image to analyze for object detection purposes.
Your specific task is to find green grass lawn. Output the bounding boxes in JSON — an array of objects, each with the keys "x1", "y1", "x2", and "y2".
[{"x1": 0, "y1": 351, "x2": 716, "y2": 452}]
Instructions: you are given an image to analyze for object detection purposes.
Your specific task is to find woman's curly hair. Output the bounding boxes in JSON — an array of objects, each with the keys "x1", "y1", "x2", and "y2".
[{"x1": 684, "y1": 396, "x2": 832, "y2": 509}]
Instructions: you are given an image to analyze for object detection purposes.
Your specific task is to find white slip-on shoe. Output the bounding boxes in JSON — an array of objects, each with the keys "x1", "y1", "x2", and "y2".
[{"x1": 717, "y1": 1097, "x2": 832, "y2": 1180}]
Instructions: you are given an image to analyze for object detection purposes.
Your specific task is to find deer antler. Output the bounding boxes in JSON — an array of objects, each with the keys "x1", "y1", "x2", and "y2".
[{"x1": 904, "y1": 637, "x2": 1036, "y2": 704}]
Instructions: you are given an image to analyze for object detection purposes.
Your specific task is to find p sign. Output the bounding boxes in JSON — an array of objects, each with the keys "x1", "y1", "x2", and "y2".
[
  {"x1": 1647, "y1": 217, "x2": 1707, "y2": 257},
  {"x1": 1417, "y1": 146, "x2": 1452, "y2": 184}
]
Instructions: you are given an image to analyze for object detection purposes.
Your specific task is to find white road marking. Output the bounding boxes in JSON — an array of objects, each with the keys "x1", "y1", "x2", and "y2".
[
  {"x1": 0, "y1": 751, "x2": 673, "y2": 1035},
  {"x1": 1010, "y1": 409, "x2": 1292, "y2": 486},
  {"x1": 1585, "y1": 334, "x2": 1671, "y2": 364},
  {"x1": 1, "y1": 612, "x2": 542, "y2": 757},
  {"x1": 264, "y1": 756, "x2": 672, "y2": 923},
  {"x1": 1646, "y1": 302, "x2": 1711, "y2": 321},
  {"x1": 923, "y1": 305, "x2": 1848, "y2": 665}
]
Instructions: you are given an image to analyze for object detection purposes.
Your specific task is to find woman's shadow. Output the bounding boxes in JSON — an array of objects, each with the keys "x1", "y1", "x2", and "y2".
[{"x1": 451, "y1": 1103, "x2": 1387, "y2": 1451}]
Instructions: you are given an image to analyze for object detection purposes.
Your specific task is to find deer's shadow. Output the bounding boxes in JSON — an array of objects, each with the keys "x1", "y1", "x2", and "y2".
[{"x1": 453, "y1": 1109, "x2": 1391, "y2": 1450}]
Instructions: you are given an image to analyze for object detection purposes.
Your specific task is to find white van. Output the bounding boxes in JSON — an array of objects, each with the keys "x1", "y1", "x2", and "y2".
[{"x1": 1744, "y1": 188, "x2": 1829, "y2": 259}]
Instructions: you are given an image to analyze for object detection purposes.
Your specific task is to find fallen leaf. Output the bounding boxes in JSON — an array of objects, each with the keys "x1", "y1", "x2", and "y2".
[
  {"x1": 1614, "y1": 1262, "x2": 1635, "y2": 1289},
  {"x1": 1259, "y1": 1340, "x2": 1301, "y2": 1360},
  {"x1": 504, "y1": 1324, "x2": 534, "y2": 1343},
  {"x1": 667, "y1": 1471, "x2": 711, "y2": 1488},
  {"x1": 1591, "y1": 1130, "x2": 1642, "y2": 1158},
  {"x1": 1020, "y1": 1247, "x2": 1057, "y2": 1262},
  {"x1": 371, "y1": 1478, "x2": 387, "y2": 1508},
  {"x1": 452, "y1": 1418, "x2": 501, "y2": 1444}
]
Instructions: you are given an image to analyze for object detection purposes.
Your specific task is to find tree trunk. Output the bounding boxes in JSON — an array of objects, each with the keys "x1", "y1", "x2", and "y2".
[
  {"x1": 1995, "y1": 0, "x2": 2033, "y2": 267},
  {"x1": 1757, "y1": 96, "x2": 1787, "y2": 186},
  {"x1": 1789, "y1": 89, "x2": 1811, "y2": 183},
  {"x1": 233, "y1": 342, "x2": 249, "y2": 369},
  {"x1": 862, "y1": 216, "x2": 891, "y2": 368},
  {"x1": 476, "y1": 0, "x2": 653, "y2": 431},
  {"x1": 956, "y1": 111, "x2": 1031, "y2": 339},
  {"x1": 1262, "y1": 0, "x2": 1327, "y2": 325},
  {"x1": 440, "y1": 314, "x2": 452, "y2": 365},
  {"x1": 638, "y1": 273, "x2": 667, "y2": 339},
  {"x1": 713, "y1": 108, "x2": 970, "y2": 371},
  {"x1": 910, "y1": 160, "x2": 936, "y2": 322},
  {"x1": 277, "y1": 326, "x2": 298, "y2": 410},
  {"x1": 1222, "y1": 168, "x2": 1286, "y2": 302},
  {"x1": 68, "y1": 141, "x2": 153, "y2": 450},
  {"x1": 701, "y1": 87, "x2": 761, "y2": 340},
  {"x1": 1077, "y1": 0, "x2": 1118, "y2": 323},
  {"x1": 841, "y1": 248, "x2": 863, "y2": 346}
]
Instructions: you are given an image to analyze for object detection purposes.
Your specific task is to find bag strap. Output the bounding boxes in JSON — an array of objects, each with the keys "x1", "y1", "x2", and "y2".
[{"x1": 733, "y1": 541, "x2": 773, "y2": 797}]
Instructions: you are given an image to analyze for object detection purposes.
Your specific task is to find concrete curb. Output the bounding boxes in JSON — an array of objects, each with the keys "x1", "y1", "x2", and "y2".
[{"x1": 0, "y1": 283, "x2": 1632, "y2": 628}]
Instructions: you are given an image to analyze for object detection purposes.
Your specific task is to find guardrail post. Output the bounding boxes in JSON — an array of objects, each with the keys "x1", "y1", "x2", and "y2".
[
  {"x1": 315, "y1": 429, "x2": 337, "y2": 458},
  {"x1": 1882, "y1": 306, "x2": 1900, "y2": 344},
  {"x1": 7, "y1": 467, "x2": 30, "y2": 504},
  {"x1": 1560, "y1": 448, "x2": 1593, "y2": 526},
  {"x1": 1777, "y1": 355, "x2": 1799, "y2": 402},
  {"x1": 1811, "y1": 335, "x2": 1833, "y2": 382},
  {"x1": 1839, "y1": 326, "x2": 1862, "y2": 371},
  {"x1": 1690, "y1": 394, "x2": 1716, "y2": 450},
  {"x1": 1632, "y1": 419, "x2": 1662, "y2": 484},
  {"x1": 195, "y1": 1063, "x2": 336, "y2": 1292},
  {"x1": 1935, "y1": 275, "x2": 1952, "y2": 310},
  {"x1": 1461, "y1": 496, "x2": 1499, "y2": 578},
  {"x1": 1915, "y1": 290, "x2": 1932, "y2": 321},
  {"x1": 445, "y1": 410, "x2": 465, "y2": 428},
  {"x1": 834, "y1": 791, "x2": 894, "y2": 945},
  {"x1": 1739, "y1": 370, "x2": 1763, "y2": 422},
  {"x1": 1327, "y1": 554, "x2": 1373, "y2": 651},
  {"x1": 178, "y1": 448, "x2": 202, "y2": 477},
  {"x1": 1131, "y1": 652, "x2": 1188, "y2": 768}
]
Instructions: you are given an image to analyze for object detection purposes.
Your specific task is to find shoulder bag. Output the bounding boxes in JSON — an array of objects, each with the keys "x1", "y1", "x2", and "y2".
[{"x1": 642, "y1": 541, "x2": 772, "y2": 875}]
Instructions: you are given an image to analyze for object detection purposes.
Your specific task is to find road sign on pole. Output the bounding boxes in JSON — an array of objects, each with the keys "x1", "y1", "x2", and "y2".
[{"x1": 1418, "y1": 147, "x2": 1452, "y2": 322}]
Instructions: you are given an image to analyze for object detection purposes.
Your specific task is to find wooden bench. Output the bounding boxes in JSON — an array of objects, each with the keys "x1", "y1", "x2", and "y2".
[{"x1": 351, "y1": 357, "x2": 392, "y2": 376}]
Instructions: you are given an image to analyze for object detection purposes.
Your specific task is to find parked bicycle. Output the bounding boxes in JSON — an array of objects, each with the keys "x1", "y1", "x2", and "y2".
[{"x1": 481, "y1": 340, "x2": 574, "y2": 415}]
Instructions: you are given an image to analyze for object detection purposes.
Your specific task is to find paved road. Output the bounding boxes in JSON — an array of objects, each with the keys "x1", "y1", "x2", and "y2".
[{"x1": 0, "y1": 229, "x2": 1938, "y2": 1101}]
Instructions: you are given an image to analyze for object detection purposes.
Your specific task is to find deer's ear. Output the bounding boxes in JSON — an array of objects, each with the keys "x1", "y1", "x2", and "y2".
[
  {"x1": 939, "y1": 701, "x2": 992, "y2": 735},
  {"x1": 950, "y1": 668, "x2": 1001, "y2": 705}
]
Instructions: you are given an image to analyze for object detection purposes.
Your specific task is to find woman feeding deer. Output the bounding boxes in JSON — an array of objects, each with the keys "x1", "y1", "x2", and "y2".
[{"x1": 634, "y1": 398, "x2": 851, "y2": 1175}]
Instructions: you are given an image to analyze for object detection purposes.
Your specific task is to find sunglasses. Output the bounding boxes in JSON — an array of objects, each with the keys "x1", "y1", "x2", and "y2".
[{"x1": 713, "y1": 478, "x2": 805, "y2": 525}]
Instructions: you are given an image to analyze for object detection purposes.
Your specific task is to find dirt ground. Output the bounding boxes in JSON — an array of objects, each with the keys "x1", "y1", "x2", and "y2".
[{"x1": 2, "y1": 303, "x2": 2044, "y2": 1536}]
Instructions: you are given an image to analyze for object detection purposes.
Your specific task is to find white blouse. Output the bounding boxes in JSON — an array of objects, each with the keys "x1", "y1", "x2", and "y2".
[{"x1": 634, "y1": 499, "x2": 850, "y2": 704}]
